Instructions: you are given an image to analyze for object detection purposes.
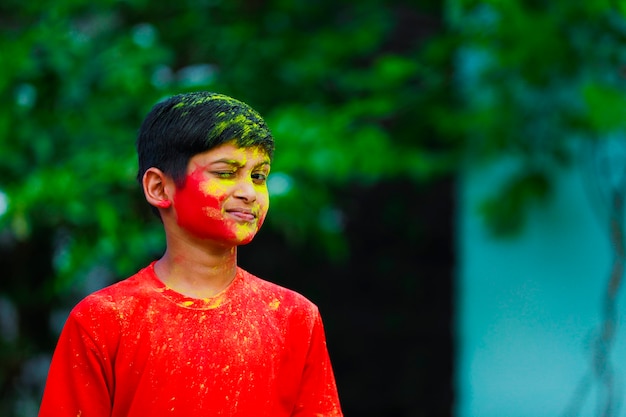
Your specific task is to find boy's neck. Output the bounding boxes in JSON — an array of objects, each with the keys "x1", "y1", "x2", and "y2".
[{"x1": 154, "y1": 241, "x2": 238, "y2": 299}]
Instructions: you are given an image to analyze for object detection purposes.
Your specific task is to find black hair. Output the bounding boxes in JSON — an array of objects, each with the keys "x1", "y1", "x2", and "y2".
[{"x1": 136, "y1": 91, "x2": 274, "y2": 188}]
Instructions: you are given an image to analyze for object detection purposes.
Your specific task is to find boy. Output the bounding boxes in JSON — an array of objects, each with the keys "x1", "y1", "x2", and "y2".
[{"x1": 38, "y1": 92, "x2": 343, "y2": 417}]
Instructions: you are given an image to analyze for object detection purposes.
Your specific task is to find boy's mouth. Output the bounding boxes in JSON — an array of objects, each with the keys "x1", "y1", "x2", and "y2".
[{"x1": 225, "y1": 208, "x2": 256, "y2": 222}]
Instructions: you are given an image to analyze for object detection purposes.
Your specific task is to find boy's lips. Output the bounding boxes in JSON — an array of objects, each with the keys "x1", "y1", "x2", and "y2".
[{"x1": 225, "y1": 208, "x2": 256, "y2": 222}]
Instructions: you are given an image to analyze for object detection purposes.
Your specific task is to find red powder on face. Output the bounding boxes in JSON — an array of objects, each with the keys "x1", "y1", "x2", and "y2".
[{"x1": 173, "y1": 166, "x2": 264, "y2": 245}]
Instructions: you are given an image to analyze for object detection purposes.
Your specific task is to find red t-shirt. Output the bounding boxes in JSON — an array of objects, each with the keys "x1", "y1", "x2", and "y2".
[{"x1": 38, "y1": 262, "x2": 343, "y2": 417}]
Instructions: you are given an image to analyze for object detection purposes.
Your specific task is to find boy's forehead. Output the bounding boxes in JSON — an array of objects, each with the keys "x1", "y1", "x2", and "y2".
[
  {"x1": 197, "y1": 142, "x2": 271, "y2": 163},
  {"x1": 228, "y1": 143, "x2": 270, "y2": 159}
]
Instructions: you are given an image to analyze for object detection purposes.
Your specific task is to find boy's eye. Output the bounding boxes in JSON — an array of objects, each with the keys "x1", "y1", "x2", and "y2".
[
  {"x1": 251, "y1": 173, "x2": 268, "y2": 184},
  {"x1": 213, "y1": 171, "x2": 236, "y2": 179}
]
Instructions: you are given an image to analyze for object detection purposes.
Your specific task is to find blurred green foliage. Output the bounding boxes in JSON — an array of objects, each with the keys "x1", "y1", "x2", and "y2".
[
  {"x1": 448, "y1": 0, "x2": 626, "y2": 234},
  {"x1": 0, "y1": 0, "x2": 452, "y2": 286},
  {"x1": 1, "y1": 0, "x2": 625, "y2": 415}
]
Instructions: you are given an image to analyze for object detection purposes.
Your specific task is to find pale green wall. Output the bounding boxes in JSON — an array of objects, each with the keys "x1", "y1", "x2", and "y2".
[{"x1": 456, "y1": 159, "x2": 626, "y2": 416}]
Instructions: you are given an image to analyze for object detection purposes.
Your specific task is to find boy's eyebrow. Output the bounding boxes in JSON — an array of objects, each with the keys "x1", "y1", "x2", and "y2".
[
  {"x1": 211, "y1": 159, "x2": 271, "y2": 168},
  {"x1": 211, "y1": 159, "x2": 242, "y2": 166}
]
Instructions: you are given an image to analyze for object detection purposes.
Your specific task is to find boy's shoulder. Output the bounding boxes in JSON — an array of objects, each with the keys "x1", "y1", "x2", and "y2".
[
  {"x1": 69, "y1": 264, "x2": 156, "y2": 319},
  {"x1": 239, "y1": 268, "x2": 319, "y2": 314}
]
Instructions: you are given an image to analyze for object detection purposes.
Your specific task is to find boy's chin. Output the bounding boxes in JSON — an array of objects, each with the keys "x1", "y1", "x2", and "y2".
[
  {"x1": 228, "y1": 223, "x2": 262, "y2": 246},
  {"x1": 233, "y1": 233, "x2": 258, "y2": 246},
  {"x1": 207, "y1": 231, "x2": 258, "y2": 247}
]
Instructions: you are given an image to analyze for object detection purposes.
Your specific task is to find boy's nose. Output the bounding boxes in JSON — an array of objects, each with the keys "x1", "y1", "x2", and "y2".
[{"x1": 233, "y1": 179, "x2": 257, "y2": 202}]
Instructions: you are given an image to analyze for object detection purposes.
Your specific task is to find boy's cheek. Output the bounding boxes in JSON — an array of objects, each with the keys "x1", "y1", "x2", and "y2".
[
  {"x1": 255, "y1": 209, "x2": 268, "y2": 230},
  {"x1": 178, "y1": 184, "x2": 224, "y2": 212},
  {"x1": 183, "y1": 173, "x2": 228, "y2": 208},
  {"x1": 199, "y1": 179, "x2": 231, "y2": 197}
]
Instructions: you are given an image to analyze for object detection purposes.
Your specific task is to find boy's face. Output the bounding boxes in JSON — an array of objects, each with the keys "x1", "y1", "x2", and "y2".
[{"x1": 171, "y1": 142, "x2": 270, "y2": 245}]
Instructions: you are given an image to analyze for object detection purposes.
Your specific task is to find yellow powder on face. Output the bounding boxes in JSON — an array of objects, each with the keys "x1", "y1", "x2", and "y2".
[
  {"x1": 232, "y1": 224, "x2": 247, "y2": 240},
  {"x1": 202, "y1": 206, "x2": 222, "y2": 219},
  {"x1": 200, "y1": 179, "x2": 231, "y2": 196},
  {"x1": 242, "y1": 146, "x2": 267, "y2": 161}
]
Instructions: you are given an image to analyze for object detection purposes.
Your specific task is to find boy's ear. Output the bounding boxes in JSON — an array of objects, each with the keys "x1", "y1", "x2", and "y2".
[{"x1": 142, "y1": 167, "x2": 173, "y2": 209}]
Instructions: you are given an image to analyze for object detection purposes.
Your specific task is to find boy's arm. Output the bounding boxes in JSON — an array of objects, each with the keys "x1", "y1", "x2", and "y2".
[
  {"x1": 292, "y1": 311, "x2": 343, "y2": 417},
  {"x1": 38, "y1": 313, "x2": 113, "y2": 417}
]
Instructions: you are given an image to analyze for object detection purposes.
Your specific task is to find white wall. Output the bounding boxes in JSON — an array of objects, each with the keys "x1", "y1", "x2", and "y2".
[{"x1": 456, "y1": 159, "x2": 626, "y2": 416}]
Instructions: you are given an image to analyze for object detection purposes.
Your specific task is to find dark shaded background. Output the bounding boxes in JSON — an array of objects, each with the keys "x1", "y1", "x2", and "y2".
[{"x1": 240, "y1": 178, "x2": 455, "y2": 416}]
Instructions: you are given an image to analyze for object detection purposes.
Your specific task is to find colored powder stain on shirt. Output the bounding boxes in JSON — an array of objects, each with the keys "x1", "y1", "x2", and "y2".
[
  {"x1": 38, "y1": 262, "x2": 343, "y2": 417},
  {"x1": 204, "y1": 295, "x2": 225, "y2": 309},
  {"x1": 173, "y1": 295, "x2": 224, "y2": 310}
]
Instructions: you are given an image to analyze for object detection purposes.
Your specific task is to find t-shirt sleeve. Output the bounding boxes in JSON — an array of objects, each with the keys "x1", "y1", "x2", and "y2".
[
  {"x1": 38, "y1": 309, "x2": 114, "y2": 417},
  {"x1": 291, "y1": 309, "x2": 343, "y2": 417}
]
